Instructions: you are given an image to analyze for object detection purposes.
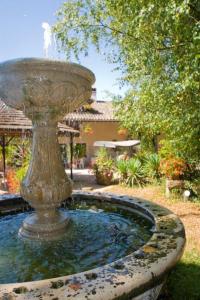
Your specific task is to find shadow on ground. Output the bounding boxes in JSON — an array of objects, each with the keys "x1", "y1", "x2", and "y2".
[{"x1": 159, "y1": 250, "x2": 200, "y2": 300}]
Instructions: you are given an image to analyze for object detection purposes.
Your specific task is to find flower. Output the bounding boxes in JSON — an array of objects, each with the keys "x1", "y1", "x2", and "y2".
[
  {"x1": 6, "y1": 169, "x2": 20, "y2": 193},
  {"x1": 83, "y1": 124, "x2": 93, "y2": 134},
  {"x1": 160, "y1": 157, "x2": 187, "y2": 179},
  {"x1": 118, "y1": 128, "x2": 127, "y2": 136}
]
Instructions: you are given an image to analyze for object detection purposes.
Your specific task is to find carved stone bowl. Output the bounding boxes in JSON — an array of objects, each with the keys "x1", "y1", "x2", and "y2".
[{"x1": 0, "y1": 58, "x2": 95, "y2": 118}]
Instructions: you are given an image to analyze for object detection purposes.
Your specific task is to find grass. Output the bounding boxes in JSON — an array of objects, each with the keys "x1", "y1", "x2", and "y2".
[{"x1": 161, "y1": 249, "x2": 200, "y2": 300}]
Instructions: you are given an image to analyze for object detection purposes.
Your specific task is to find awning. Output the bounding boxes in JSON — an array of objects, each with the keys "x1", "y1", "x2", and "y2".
[
  {"x1": 0, "y1": 99, "x2": 79, "y2": 183},
  {"x1": 93, "y1": 140, "x2": 140, "y2": 148}
]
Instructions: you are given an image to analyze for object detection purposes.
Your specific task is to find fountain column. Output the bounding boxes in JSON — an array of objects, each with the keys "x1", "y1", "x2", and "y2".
[{"x1": 19, "y1": 112, "x2": 72, "y2": 240}]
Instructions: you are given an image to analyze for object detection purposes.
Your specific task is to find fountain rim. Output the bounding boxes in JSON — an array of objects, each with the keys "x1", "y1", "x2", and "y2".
[
  {"x1": 0, "y1": 191, "x2": 185, "y2": 300},
  {"x1": 0, "y1": 57, "x2": 96, "y2": 84}
]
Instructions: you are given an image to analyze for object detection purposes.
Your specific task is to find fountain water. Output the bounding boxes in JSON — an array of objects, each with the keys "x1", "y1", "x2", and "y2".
[
  {"x1": 42, "y1": 22, "x2": 52, "y2": 58},
  {"x1": 42, "y1": 22, "x2": 59, "y2": 59}
]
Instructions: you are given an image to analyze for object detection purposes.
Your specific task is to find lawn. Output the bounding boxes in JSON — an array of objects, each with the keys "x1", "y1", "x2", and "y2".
[{"x1": 98, "y1": 183, "x2": 200, "y2": 300}]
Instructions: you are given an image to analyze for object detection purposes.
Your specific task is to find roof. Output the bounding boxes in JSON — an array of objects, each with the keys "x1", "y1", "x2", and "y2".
[
  {"x1": 65, "y1": 101, "x2": 117, "y2": 122},
  {"x1": 0, "y1": 100, "x2": 79, "y2": 136},
  {"x1": 93, "y1": 140, "x2": 140, "y2": 148}
]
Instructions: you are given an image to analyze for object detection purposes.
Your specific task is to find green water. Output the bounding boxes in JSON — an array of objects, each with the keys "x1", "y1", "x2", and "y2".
[{"x1": 0, "y1": 203, "x2": 153, "y2": 283}]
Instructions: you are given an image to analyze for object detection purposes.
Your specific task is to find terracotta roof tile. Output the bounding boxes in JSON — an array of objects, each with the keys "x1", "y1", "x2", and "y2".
[
  {"x1": 64, "y1": 101, "x2": 117, "y2": 122},
  {"x1": 0, "y1": 99, "x2": 79, "y2": 135}
]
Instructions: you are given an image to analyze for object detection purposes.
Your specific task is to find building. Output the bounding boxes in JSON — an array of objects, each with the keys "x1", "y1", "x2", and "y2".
[
  {"x1": 62, "y1": 99, "x2": 128, "y2": 162},
  {"x1": 0, "y1": 99, "x2": 79, "y2": 176},
  {"x1": 0, "y1": 91, "x2": 127, "y2": 169}
]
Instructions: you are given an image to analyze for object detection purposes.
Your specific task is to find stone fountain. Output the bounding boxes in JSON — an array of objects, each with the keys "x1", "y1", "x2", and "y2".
[{"x1": 0, "y1": 58, "x2": 95, "y2": 240}]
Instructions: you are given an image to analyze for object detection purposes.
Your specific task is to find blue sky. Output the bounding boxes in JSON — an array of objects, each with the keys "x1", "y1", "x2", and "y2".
[{"x1": 0, "y1": 0, "x2": 128, "y2": 100}]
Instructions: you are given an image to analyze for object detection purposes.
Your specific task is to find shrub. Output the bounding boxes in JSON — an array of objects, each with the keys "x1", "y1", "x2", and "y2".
[
  {"x1": 125, "y1": 158, "x2": 146, "y2": 187},
  {"x1": 6, "y1": 169, "x2": 20, "y2": 193},
  {"x1": 183, "y1": 160, "x2": 200, "y2": 181},
  {"x1": 6, "y1": 139, "x2": 31, "y2": 168},
  {"x1": 143, "y1": 153, "x2": 161, "y2": 180},
  {"x1": 134, "y1": 151, "x2": 148, "y2": 164},
  {"x1": 116, "y1": 160, "x2": 128, "y2": 183},
  {"x1": 6, "y1": 160, "x2": 29, "y2": 193},
  {"x1": 159, "y1": 139, "x2": 181, "y2": 159},
  {"x1": 160, "y1": 157, "x2": 187, "y2": 180},
  {"x1": 15, "y1": 164, "x2": 29, "y2": 182},
  {"x1": 184, "y1": 179, "x2": 200, "y2": 199},
  {"x1": 73, "y1": 143, "x2": 86, "y2": 159}
]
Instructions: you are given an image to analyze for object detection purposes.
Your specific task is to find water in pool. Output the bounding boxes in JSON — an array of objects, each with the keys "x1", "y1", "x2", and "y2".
[{"x1": 0, "y1": 202, "x2": 153, "y2": 283}]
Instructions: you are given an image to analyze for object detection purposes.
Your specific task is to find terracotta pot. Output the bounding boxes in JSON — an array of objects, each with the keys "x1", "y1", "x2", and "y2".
[
  {"x1": 96, "y1": 172, "x2": 113, "y2": 186},
  {"x1": 166, "y1": 179, "x2": 184, "y2": 189}
]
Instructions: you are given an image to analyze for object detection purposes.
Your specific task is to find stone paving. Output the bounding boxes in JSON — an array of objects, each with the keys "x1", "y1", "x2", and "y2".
[{"x1": 65, "y1": 168, "x2": 104, "y2": 190}]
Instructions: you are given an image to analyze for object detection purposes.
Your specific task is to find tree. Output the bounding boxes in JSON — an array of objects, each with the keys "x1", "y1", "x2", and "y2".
[{"x1": 54, "y1": 0, "x2": 200, "y2": 160}]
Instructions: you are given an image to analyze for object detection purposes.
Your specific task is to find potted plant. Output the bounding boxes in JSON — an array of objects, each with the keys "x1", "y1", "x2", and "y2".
[
  {"x1": 160, "y1": 156, "x2": 187, "y2": 197},
  {"x1": 92, "y1": 148, "x2": 114, "y2": 185}
]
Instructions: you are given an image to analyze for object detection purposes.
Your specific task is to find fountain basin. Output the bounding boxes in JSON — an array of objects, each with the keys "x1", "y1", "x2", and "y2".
[{"x1": 0, "y1": 192, "x2": 185, "y2": 300}]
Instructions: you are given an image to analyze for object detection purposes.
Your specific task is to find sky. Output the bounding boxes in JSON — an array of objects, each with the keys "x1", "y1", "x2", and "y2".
[{"x1": 0, "y1": 0, "x2": 128, "y2": 100}]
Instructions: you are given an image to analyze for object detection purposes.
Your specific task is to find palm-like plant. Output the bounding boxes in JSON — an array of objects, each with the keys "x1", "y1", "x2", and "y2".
[
  {"x1": 116, "y1": 160, "x2": 128, "y2": 183},
  {"x1": 144, "y1": 153, "x2": 161, "y2": 180},
  {"x1": 125, "y1": 158, "x2": 146, "y2": 187}
]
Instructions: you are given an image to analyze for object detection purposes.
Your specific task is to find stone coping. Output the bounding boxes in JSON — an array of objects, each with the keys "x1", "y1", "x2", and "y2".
[{"x1": 0, "y1": 191, "x2": 186, "y2": 300}]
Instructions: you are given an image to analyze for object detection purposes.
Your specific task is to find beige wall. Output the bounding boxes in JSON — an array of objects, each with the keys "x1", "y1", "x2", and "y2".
[
  {"x1": 59, "y1": 121, "x2": 128, "y2": 159},
  {"x1": 74, "y1": 121, "x2": 127, "y2": 158}
]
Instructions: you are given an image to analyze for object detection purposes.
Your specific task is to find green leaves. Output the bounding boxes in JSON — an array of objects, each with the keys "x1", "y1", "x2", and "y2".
[
  {"x1": 143, "y1": 154, "x2": 161, "y2": 180},
  {"x1": 125, "y1": 158, "x2": 146, "y2": 187},
  {"x1": 54, "y1": 0, "x2": 200, "y2": 160},
  {"x1": 116, "y1": 158, "x2": 146, "y2": 187}
]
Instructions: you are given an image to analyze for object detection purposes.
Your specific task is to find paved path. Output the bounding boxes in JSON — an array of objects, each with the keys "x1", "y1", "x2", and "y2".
[{"x1": 66, "y1": 168, "x2": 104, "y2": 190}]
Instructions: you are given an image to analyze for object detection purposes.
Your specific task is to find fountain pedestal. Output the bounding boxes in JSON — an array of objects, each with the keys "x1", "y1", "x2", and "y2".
[
  {"x1": 19, "y1": 115, "x2": 72, "y2": 240},
  {"x1": 0, "y1": 58, "x2": 95, "y2": 240}
]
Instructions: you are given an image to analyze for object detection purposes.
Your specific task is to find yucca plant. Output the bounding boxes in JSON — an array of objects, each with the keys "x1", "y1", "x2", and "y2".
[
  {"x1": 134, "y1": 152, "x2": 148, "y2": 164},
  {"x1": 144, "y1": 153, "x2": 161, "y2": 181},
  {"x1": 125, "y1": 158, "x2": 146, "y2": 187},
  {"x1": 116, "y1": 160, "x2": 128, "y2": 183}
]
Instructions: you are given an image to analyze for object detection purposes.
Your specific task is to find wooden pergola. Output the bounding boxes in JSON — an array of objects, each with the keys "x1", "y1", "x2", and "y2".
[{"x1": 0, "y1": 100, "x2": 79, "y2": 183}]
